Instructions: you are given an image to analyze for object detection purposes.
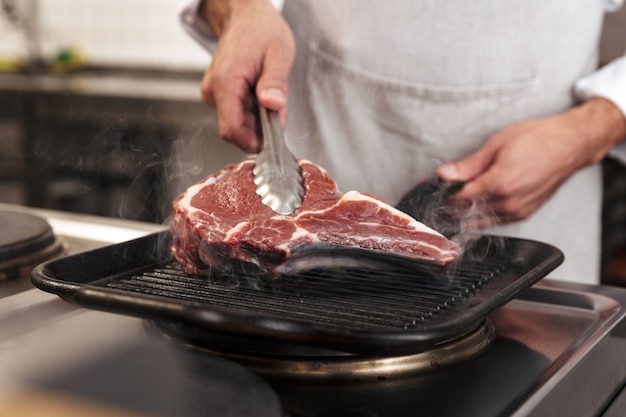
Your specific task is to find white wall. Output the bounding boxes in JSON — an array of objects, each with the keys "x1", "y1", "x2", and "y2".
[
  {"x1": 0, "y1": 0, "x2": 623, "y2": 71},
  {"x1": 0, "y1": 0, "x2": 210, "y2": 71}
]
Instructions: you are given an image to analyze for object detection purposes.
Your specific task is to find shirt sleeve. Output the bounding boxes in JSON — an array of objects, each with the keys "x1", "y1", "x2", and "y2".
[
  {"x1": 606, "y1": 0, "x2": 624, "y2": 12},
  {"x1": 180, "y1": 0, "x2": 218, "y2": 54},
  {"x1": 179, "y1": 0, "x2": 285, "y2": 55},
  {"x1": 575, "y1": 55, "x2": 626, "y2": 117},
  {"x1": 576, "y1": 0, "x2": 626, "y2": 161},
  {"x1": 574, "y1": 57, "x2": 626, "y2": 163}
]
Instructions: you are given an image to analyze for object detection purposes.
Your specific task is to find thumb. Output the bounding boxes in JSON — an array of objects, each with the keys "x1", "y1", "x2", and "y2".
[
  {"x1": 256, "y1": 84, "x2": 288, "y2": 128},
  {"x1": 436, "y1": 145, "x2": 497, "y2": 183},
  {"x1": 257, "y1": 85, "x2": 288, "y2": 111},
  {"x1": 256, "y1": 72, "x2": 289, "y2": 128},
  {"x1": 256, "y1": 50, "x2": 292, "y2": 112}
]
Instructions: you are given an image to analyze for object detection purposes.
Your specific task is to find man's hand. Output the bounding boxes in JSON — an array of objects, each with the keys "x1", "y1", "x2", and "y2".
[
  {"x1": 436, "y1": 98, "x2": 626, "y2": 228},
  {"x1": 200, "y1": 0, "x2": 295, "y2": 153}
]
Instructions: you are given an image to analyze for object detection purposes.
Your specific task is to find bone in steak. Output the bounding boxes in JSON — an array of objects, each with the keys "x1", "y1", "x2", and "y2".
[{"x1": 169, "y1": 159, "x2": 460, "y2": 276}]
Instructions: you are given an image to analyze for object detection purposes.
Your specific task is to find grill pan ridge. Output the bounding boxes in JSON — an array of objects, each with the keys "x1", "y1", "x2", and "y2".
[{"x1": 31, "y1": 231, "x2": 564, "y2": 355}]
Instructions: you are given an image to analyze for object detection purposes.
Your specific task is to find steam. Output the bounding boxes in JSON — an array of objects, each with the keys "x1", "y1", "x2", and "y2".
[
  {"x1": 449, "y1": 198, "x2": 507, "y2": 265},
  {"x1": 31, "y1": 120, "x2": 172, "y2": 221},
  {"x1": 396, "y1": 176, "x2": 506, "y2": 264},
  {"x1": 26, "y1": 101, "x2": 241, "y2": 225}
]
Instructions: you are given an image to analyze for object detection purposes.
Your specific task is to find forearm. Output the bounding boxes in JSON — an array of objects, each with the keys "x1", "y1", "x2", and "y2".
[{"x1": 572, "y1": 97, "x2": 626, "y2": 166}]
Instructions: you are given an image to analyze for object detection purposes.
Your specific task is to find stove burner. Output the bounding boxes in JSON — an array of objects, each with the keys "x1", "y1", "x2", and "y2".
[
  {"x1": 151, "y1": 319, "x2": 495, "y2": 381},
  {"x1": 0, "y1": 210, "x2": 64, "y2": 280}
]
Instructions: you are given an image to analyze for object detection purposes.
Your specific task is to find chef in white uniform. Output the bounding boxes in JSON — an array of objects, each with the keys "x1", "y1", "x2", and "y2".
[{"x1": 183, "y1": 0, "x2": 626, "y2": 284}]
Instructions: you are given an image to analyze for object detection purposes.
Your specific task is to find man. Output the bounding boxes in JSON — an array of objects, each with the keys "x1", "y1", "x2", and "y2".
[{"x1": 183, "y1": 0, "x2": 626, "y2": 283}]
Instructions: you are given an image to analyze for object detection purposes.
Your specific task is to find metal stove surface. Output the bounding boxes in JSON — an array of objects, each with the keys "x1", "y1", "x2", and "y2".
[
  {"x1": 259, "y1": 281, "x2": 626, "y2": 417},
  {"x1": 0, "y1": 204, "x2": 283, "y2": 417},
  {"x1": 1, "y1": 203, "x2": 626, "y2": 417}
]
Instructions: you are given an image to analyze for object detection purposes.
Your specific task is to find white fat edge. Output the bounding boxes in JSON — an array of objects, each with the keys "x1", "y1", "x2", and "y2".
[
  {"x1": 171, "y1": 171, "x2": 231, "y2": 237},
  {"x1": 300, "y1": 190, "x2": 447, "y2": 238},
  {"x1": 223, "y1": 220, "x2": 252, "y2": 242},
  {"x1": 274, "y1": 224, "x2": 321, "y2": 252},
  {"x1": 174, "y1": 182, "x2": 206, "y2": 228},
  {"x1": 335, "y1": 221, "x2": 455, "y2": 259},
  {"x1": 297, "y1": 158, "x2": 326, "y2": 174},
  {"x1": 220, "y1": 218, "x2": 269, "y2": 268},
  {"x1": 297, "y1": 159, "x2": 344, "y2": 195},
  {"x1": 176, "y1": 168, "x2": 230, "y2": 209},
  {"x1": 294, "y1": 190, "x2": 455, "y2": 258},
  {"x1": 177, "y1": 183, "x2": 202, "y2": 206}
]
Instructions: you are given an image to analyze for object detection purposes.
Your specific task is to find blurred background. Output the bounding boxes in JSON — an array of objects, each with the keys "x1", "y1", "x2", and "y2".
[
  {"x1": 0, "y1": 0, "x2": 210, "y2": 71},
  {"x1": 0, "y1": 1, "x2": 624, "y2": 284},
  {"x1": 0, "y1": 0, "x2": 244, "y2": 224}
]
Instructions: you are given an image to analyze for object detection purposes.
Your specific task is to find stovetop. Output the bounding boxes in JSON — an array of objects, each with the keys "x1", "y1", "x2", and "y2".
[{"x1": 1, "y1": 203, "x2": 626, "y2": 417}]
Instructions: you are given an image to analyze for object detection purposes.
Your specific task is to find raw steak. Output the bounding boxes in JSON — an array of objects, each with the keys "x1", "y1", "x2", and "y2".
[{"x1": 169, "y1": 159, "x2": 460, "y2": 276}]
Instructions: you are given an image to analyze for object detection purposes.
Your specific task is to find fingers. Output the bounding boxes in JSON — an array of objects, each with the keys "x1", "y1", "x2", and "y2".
[
  {"x1": 216, "y1": 100, "x2": 260, "y2": 154},
  {"x1": 199, "y1": 7, "x2": 295, "y2": 152},
  {"x1": 205, "y1": 56, "x2": 291, "y2": 148},
  {"x1": 435, "y1": 137, "x2": 528, "y2": 228},
  {"x1": 436, "y1": 141, "x2": 497, "y2": 185},
  {"x1": 202, "y1": 67, "x2": 261, "y2": 153},
  {"x1": 256, "y1": 34, "x2": 295, "y2": 129},
  {"x1": 256, "y1": 44, "x2": 293, "y2": 107},
  {"x1": 200, "y1": 69, "x2": 215, "y2": 107},
  {"x1": 440, "y1": 154, "x2": 540, "y2": 228},
  {"x1": 199, "y1": 30, "x2": 273, "y2": 153},
  {"x1": 436, "y1": 140, "x2": 499, "y2": 207}
]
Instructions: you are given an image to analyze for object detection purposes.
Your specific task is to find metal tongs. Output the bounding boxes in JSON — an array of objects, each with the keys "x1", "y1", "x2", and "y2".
[
  {"x1": 253, "y1": 105, "x2": 304, "y2": 215},
  {"x1": 179, "y1": 7, "x2": 304, "y2": 214}
]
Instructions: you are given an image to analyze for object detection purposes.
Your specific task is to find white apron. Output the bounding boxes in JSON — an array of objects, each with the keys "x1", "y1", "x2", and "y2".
[{"x1": 282, "y1": 0, "x2": 609, "y2": 283}]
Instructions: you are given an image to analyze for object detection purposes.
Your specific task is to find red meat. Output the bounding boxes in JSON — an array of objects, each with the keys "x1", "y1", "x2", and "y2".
[{"x1": 169, "y1": 159, "x2": 460, "y2": 276}]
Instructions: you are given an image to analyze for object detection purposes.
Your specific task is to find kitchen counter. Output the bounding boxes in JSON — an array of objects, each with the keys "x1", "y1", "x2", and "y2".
[
  {"x1": 0, "y1": 67, "x2": 205, "y2": 102},
  {"x1": 0, "y1": 67, "x2": 216, "y2": 128}
]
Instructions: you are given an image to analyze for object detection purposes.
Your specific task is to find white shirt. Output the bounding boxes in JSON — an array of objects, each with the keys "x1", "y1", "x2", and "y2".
[
  {"x1": 574, "y1": 0, "x2": 626, "y2": 159},
  {"x1": 184, "y1": 0, "x2": 626, "y2": 136},
  {"x1": 182, "y1": 0, "x2": 625, "y2": 284}
]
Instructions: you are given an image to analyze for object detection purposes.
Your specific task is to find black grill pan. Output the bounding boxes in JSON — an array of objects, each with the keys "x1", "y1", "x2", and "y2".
[{"x1": 31, "y1": 232, "x2": 563, "y2": 355}]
